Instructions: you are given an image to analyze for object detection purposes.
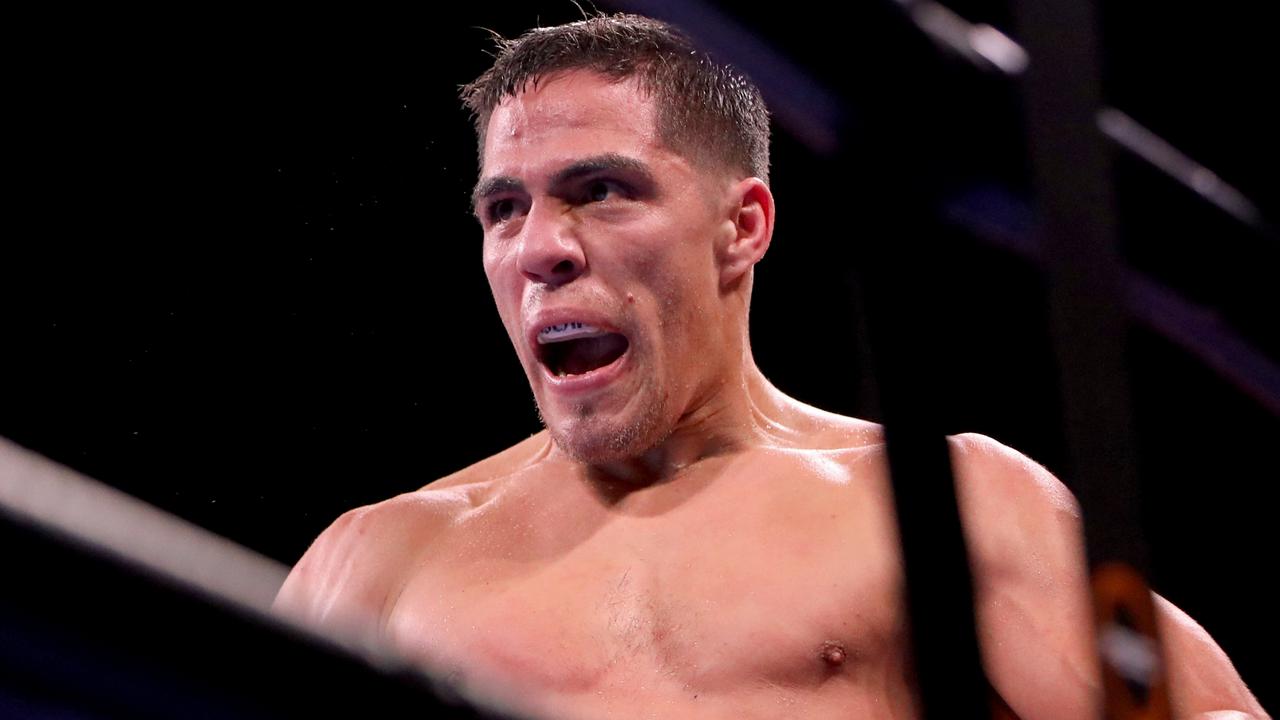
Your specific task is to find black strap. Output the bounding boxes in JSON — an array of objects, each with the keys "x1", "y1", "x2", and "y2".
[{"x1": 1012, "y1": 0, "x2": 1172, "y2": 715}]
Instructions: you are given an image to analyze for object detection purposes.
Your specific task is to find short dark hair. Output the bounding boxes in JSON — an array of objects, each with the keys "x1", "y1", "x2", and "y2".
[{"x1": 460, "y1": 13, "x2": 770, "y2": 184}]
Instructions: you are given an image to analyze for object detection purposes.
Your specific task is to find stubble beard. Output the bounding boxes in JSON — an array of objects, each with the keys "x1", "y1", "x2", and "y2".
[{"x1": 536, "y1": 371, "x2": 673, "y2": 466}]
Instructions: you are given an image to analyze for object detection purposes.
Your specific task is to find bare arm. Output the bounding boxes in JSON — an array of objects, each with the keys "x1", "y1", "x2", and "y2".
[
  {"x1": 949, "y1": 433, "x2": 1269, "y2": 720},
  {"x1": 1156, "y1": 594, "x2": 1270, "y2": 719}
]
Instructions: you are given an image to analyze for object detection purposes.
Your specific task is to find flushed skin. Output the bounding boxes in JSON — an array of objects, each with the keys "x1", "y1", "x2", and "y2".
[{"x1": 275, "y1": 72, "x2": 1269, "y2": 720}]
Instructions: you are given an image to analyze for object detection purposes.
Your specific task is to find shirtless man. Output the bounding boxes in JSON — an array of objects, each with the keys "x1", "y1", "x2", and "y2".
[{"x1": 274, "y1": 14, "x2": 1268, "y2": 720}]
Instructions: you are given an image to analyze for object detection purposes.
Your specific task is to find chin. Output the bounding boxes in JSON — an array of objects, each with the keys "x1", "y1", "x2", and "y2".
[
  {"x1": 541, "y1": 394, "x2": 671, "y2": 467},
  {"x1": 549, "y1": 426, "x2": 656, "y2": 466}
]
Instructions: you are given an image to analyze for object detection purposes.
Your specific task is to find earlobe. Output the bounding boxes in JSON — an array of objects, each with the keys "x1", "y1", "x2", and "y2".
[{"x1": 718, "y1": 178, "x2": 775, "y2": 289}]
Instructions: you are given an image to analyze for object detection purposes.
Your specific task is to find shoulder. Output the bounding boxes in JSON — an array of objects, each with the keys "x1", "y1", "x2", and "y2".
[
  {"x1": 271, "y1": 488, "x2": 470, "y2": 639},
  {"x1": 946, "y1": 431, "x2": 1071, "y2": 503},
  {"x1": 946, "y1": 432, "x2": 1083, "y2": 575},
  {"x1": 420, "y1": 431, "x2": 553, "y2": 492},
  {"x1": 793, "y1": 428, "x2": 1083, "y2": 568},
  {"x1": 780, "y1": 421, "x2": 1077, "y2": 528},
  {"x1": 273, "y1": 432, "x2": 554, "y2": 636},
  {"x1": 768, "y1": 393, "x2": 885, "y2": 452}
]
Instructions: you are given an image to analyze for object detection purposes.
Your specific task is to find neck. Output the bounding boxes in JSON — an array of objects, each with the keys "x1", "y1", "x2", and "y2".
[{"x1": 579, "y1": 343, "x2": 801, "y2": 487}]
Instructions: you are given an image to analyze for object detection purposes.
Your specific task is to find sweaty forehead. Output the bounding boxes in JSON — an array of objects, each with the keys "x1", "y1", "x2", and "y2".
[{"x1": 481, "y1": 72, "x2": 662, "y2": 174}]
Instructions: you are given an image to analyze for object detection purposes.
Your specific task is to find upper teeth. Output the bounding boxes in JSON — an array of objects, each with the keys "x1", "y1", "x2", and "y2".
[{"x1": 538, "y1": 321, "x2": 606, "y2": 344}]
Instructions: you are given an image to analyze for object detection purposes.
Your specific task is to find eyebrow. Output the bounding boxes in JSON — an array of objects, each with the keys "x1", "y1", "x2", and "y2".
[
  {"x1": 471, "y1": 176, "x2": 523, "y2": 216},
  {"x1": 471, "y1": 153, "x2": 655, "y2": 215}
]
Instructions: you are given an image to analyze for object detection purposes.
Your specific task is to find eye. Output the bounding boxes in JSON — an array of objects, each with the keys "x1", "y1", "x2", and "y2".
[
  {"x1": 585, "y1": 179, "x2": 622, "y2": 203},
  {"x1": 487, "y1": 198, "x2": 518, "y2": 224}
]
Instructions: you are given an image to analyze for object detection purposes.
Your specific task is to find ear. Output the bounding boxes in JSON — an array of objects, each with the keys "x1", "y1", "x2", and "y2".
[{"x1": 717, "y1": 177, "x2": 775, "y2": 289}]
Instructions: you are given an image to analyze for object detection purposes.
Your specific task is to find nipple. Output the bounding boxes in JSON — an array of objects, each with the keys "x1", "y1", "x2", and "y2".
[{"x1": 819, "y1": 641, "x2": 847, "y2": 667}]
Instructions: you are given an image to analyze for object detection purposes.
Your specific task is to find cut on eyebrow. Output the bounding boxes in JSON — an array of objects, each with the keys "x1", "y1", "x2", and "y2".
[{"x1": 471, "y1": 153, "x2": 655, "y2": 214}]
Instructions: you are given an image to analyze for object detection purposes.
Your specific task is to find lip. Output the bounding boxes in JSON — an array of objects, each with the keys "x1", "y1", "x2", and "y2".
[{"x1": 526, "y1": 307, "x2": 631, "y2": 395}]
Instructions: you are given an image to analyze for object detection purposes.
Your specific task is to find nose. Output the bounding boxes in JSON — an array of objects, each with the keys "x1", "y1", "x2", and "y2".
[{"x1": 517, "y1": 202, "x2": 586, "y2": 286}]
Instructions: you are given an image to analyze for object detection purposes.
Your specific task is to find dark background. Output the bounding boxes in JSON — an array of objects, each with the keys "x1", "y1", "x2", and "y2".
[{"x1": 5, "y1": 1, "x2": 1276, "y2": 710}]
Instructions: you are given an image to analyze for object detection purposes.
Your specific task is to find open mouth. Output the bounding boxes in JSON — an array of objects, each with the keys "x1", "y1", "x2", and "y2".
[{"x1": 536, "y1": 322, "x2": 630, "y2": 377}]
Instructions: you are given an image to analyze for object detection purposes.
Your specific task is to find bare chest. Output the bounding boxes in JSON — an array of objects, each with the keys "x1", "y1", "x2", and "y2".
[{"x1": 384, "y1": 466, "x2": 912, "y2": 715}]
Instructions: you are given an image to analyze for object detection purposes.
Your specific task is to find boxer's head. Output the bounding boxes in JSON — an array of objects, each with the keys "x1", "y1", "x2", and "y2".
[
  {"x1": 461, "y1": 13, "x2": 770, "y2": 186},
  {"x1": 463, "y1": 14, "x2": 775, "y2": 466}
]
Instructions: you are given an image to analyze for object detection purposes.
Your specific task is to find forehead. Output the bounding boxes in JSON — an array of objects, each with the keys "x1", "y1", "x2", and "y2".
[{"x1": 481, "y1": 71, "x2": 662, "y2": 175}]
